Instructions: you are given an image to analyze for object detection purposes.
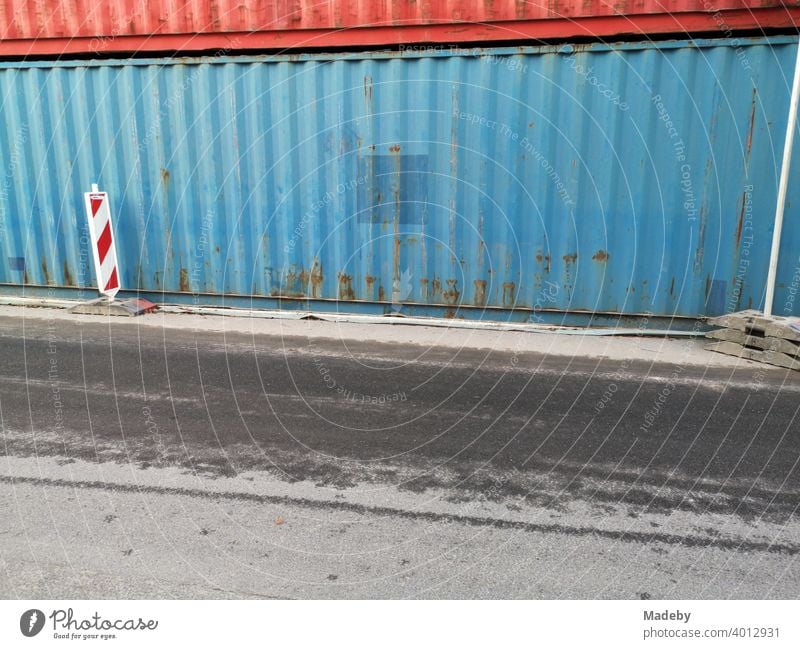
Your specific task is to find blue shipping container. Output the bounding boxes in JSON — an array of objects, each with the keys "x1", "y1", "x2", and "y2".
[{"x1": 0, "y1": 37, "x2": 799, "y2": 324}]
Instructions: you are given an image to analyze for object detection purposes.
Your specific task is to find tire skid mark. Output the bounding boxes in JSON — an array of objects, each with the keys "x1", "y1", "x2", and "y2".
[{"x1": 1, "y1": 474, "x2": 797, "y2": 556}]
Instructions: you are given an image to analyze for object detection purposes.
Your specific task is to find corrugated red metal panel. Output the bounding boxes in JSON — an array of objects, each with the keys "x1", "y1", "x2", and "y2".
[
  {"x1": 0, "y1": 0, "x2": 796, "y2": 38},
  {"x1": 0, "y1": 1, "x2": 798, "y2": 56}
]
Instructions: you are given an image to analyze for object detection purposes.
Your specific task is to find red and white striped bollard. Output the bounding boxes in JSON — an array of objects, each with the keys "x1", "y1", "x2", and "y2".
[{"x1": 83, "y1": 183, "x2": 120, "y2": 299}]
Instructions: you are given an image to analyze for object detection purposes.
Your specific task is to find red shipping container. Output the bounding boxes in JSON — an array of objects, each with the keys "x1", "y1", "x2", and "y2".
[{"x1": 0, "y1": 0, "x2": 798, "y2": 56}]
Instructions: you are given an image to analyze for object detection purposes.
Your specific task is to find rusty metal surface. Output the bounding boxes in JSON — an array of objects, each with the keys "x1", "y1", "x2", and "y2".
[
  {"x1": 0, "y1": 0, "x2": 799, "y2": 55},
  {"x1": 1, "y1": 37, "x2": 799, "y2": 320}
]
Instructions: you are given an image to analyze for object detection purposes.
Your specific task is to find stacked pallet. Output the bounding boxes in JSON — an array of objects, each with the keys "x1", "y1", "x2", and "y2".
[{"x1": 705, "y1": 310, "x2": 800, "y2": 370}]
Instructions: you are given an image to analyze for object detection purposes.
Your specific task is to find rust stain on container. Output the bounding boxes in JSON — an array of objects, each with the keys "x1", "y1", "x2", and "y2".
[
  {"x1": 378, "y1": 285, "x2": 386, "y2": 301},
  {"x1": 287, "y1": 267, "x2": 315, "y2": 297},
  {"x1": 443, "y1": 279, "x2": 460, "y2": 305},
  {"x1": 363, "y1": 75, "x2": 373, "y2": 108},
  {"x1": 283, "y1": 268, "x2": 298, "y2": 295},
  {"x1": 473, "y1": 279, "x2": 487, "y2": 305},
  {"x1": 536, "y1": 253, "x2": 552, "y2": 273},
  {"x1": 63, "y1": 260, "x2": 74, "y2": 286},
  {"x1": 179, "y1": 267, "x2": 190, "y2": 292},
  {"x1": 161, "y1": 168, "x2": 170, "y2": 185},
  {"x1": 563, "y1": 252, "x2": 577, "y2": 264},
  {"x1": 745, "y1": 87, "x2": 757, "y2": 165},
  {"x1": 502, "y1": 281, "x2": 515, "y2": 306},
  {"x1": 736, "y1": 191, "x2": 747, "y2": 245},
  {"x1": 308, "y1": 261, "x2": 324, "y2": 297},
  {"x1": 40, "y1": 259, "x2": 50, "y2": 285},
  {"x1": 365, "y1": 274, "x2": 376, "y2": 296},
  {"x1": 592, "y1": 249, "x2": 609, "y2": 262},
  {"x1": 388, "y1": 144, "x2": 401, "y2": 153},
  {"x1": 338, "y1": 272, "x2": 355, "y2": 300}
]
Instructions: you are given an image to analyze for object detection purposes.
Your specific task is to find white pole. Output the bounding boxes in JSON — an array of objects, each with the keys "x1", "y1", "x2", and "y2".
[{"x1": 764, "y1": 39, "x2": 800, "y2": 316}]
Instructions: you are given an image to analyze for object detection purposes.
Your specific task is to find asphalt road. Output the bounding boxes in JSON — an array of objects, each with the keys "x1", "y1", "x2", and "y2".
[{"x1": 1, "y1": 312, "x2": 799, "y2": 598}]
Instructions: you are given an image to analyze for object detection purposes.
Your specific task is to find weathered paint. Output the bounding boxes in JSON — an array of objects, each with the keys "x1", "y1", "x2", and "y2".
[
  {"x1": 1, "y1": 37, "x2": 799, "y2": 322},
  {"x1": 0, "y1": 0, "x2": 798, "y2": 55},
  {"x1": 5, "y1": 0, "x2": 796, "y2": 39}
]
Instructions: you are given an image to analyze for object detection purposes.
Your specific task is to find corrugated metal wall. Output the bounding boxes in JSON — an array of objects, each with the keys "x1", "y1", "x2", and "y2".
[
  {"x1": 2, "y1": 0, "x2": 795, "y2": 38},
  {"x1": 1, "y1": 0, "x2": 798, "y2": 55},
  {"x1": 1, "y1": 37, "x2": 799, "y2": 321}
]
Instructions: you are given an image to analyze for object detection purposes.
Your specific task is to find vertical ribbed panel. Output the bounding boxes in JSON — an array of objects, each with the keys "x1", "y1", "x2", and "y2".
[
  {"x1": 0, "y1": 38, "x2": 799, "y2": 318},
  {"x1": 3, "y1": 0, "x2": 797, "y2": 40}
]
